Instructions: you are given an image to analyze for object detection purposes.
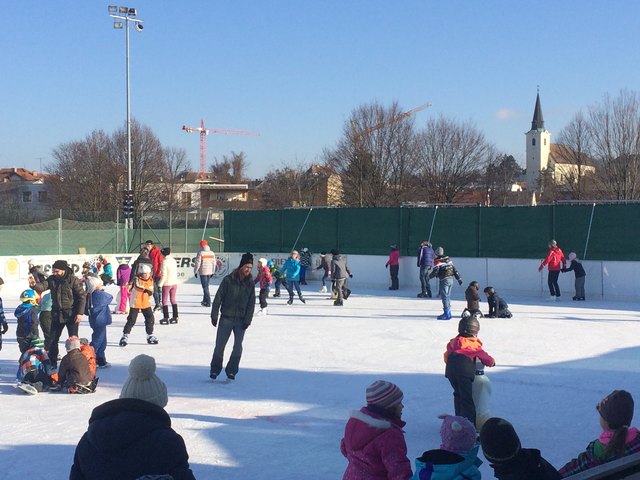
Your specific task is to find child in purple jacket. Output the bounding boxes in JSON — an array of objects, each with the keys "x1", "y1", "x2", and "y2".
[{"x1": 115, "y1": 261, "x2": 132, "y2": 314}]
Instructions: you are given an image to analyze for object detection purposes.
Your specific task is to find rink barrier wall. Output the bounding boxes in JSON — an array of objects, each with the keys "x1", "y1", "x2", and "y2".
[
  {"x1": 223, "y1": 204, "x2": 640, "y2": 261},
  {"x1": 1, "y1": 252, "x2": 637, "y2": 302}
]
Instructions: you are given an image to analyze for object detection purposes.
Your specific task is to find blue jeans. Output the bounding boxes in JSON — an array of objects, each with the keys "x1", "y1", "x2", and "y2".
[
  {"x1": 419, "y1": 265, "x2": 432, "y2": 295},
  {"x1": 439, "y1": 277, "x2": 453, "y2": 311},
  {"x1": 286, "y1": 280, "x2": 303, "y2": 300},
  {"x1": 321, "y1": 272, "x2": 329, "y2": 287},
  {"x1": 200, "y1": 274, "x2": 211, "y2": 305}
]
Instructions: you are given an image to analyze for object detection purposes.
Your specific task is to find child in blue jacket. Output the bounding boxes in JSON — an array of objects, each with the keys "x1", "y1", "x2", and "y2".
[{"x1": 84, "y1": 275, "x2": 113, "y2": 368}]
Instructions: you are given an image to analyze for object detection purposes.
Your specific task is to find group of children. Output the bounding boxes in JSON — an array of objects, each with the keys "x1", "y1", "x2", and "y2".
[
  {"x1": 342, "y1": 330, "x2": 639, "y2": 479},
  {"x1": 464, "y1": 281, "x2": 512, "y2": 319}
]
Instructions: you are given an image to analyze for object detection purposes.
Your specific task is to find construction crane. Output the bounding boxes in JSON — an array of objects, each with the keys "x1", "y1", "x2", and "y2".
[
  {"x1": 352, "y1": 102, "x2": 432, "y2": 140},
  {"x1": 350, "y1": 102, "x2": 431, "y2": 207},
  {"x1": 182, "y1": 119, "x2": 259, "y2": 179}
]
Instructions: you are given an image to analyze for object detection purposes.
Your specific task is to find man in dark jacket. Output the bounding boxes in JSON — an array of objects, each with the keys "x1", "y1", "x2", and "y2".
[
  {"x1": 209, "y1": 252, "x2": 256, "y2": 381},
  {"x1": 33, "y1": 259, "x2": 85, "y2": 368},
  {"x1": 330, "y1": 249, "x2": 352, "y2": 306}
]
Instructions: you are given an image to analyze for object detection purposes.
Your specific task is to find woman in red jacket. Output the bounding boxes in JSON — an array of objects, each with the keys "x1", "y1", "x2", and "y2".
[{"x1": 538, "y1": 239, "x2": 566, "y2": 301}]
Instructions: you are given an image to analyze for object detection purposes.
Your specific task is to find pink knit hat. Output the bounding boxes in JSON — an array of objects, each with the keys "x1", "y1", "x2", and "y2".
[{"x1": 366, "y1": 380, "x2": 403, "y2": 409}]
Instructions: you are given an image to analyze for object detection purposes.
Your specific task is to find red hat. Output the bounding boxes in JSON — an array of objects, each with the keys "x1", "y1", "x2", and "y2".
[{"x1": 200, "y1": 240, "x2": 208, "y2": 247}]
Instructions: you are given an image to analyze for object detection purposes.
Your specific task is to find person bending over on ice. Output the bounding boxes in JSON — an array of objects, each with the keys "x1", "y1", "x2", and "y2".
[
  {"x1": 559, "y1": 390, "x2": 640, "y2": 477},
  {"x1": 561, "y1": 251, "x2": 587, "y2": 301},
  {"x1": 483, "y1": 287, "x2": 512, "y2": 318},
  {"x1": 341, "y1": 380, "x2": 413, "y2": 480},
  {"x1": 209, "y1": 253, "x2": 256, "y2": 382},
  {"x1": 429, "y1": 247, "x2": 463, "y2": 320},
  {"x1": 52, "y1": 336, "x2": 93, "y2": 393},
  {"x1": 464, "y1": 281, "x2": 482, "y2": 317}
]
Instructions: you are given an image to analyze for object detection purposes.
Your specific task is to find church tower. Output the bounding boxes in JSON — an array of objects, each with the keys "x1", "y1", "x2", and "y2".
[{"x1": 525, "y1": 92, "x2": 551, "y2": 190}]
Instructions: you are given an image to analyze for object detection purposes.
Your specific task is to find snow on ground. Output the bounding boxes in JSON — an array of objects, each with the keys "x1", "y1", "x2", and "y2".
[{"x1": 1, "y1": 280, "x2": 639, "y2": 479}]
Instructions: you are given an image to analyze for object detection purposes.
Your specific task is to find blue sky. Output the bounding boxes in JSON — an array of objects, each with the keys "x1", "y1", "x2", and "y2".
[{"x1": 2, "y1": 1, "x2": 639, "y2": 178}]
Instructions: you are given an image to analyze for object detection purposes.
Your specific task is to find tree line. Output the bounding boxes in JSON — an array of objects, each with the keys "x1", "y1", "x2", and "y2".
[{"x1": 44, "y1": 90, "x2": 640, "y2": 217}]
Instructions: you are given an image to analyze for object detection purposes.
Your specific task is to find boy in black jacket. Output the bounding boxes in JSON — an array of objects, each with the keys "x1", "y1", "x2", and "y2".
[{"x1": 480, "y1": 417, "x2": 560, "y2": 480}]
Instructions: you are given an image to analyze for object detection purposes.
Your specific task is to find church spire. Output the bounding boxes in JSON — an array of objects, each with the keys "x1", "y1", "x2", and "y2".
[{"x1": 531, "y1": 91, "x2": 545, "y2": 131}]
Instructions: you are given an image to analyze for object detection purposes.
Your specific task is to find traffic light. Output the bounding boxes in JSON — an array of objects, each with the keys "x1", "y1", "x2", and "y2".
[{"x1": 123, "y1": 190, "x2": 135, "y2": 219}]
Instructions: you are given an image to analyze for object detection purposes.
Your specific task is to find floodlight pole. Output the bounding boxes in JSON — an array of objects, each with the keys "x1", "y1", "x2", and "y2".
[{"x1": 109, "y1": 6, "x2": 144, "y2": 252}]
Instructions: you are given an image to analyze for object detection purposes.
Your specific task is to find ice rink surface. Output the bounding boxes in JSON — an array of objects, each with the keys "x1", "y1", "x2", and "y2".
[{"x1": 1, "y1": 280, "x2": 638, "y2": 479}]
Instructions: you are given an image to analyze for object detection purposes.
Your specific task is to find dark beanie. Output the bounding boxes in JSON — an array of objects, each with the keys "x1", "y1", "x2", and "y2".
[
  {"x1": 480, "y1": 417, "x2": 521, "y2": 463},
  {"x1": 239, "y1": 252, "x2": 254, "y2": 268},
  {"x1": 598, "y1": 390, "x2": 634, "y2": 429},
  {"x1": 52, "y1": 260, "x2": 69, "y2": 271},
  {"x1": 330, "y1": 248, "x2": 339, "y2": 256}
]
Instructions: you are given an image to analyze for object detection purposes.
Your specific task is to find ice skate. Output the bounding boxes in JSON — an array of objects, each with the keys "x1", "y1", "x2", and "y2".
[
  {"x1": 417, "y1": 292, "x2": 427, "y2": 298},
  {"x1": 437, "y1": 308, "x2": 452, "y2": 320},
  {"x1": 147, "y1": 335, "x2": 159, "y2": 345},
  {"x1": 319, "y1": 285, "x2": 327, "y2": 293},
  {"x1": 119, "y1": 334, "x2": 128, "y2": 347},
  {"x1": 287, "y1": 298, "x2": 293, "y2": 305},
  {"x1": 159, "y1": 318, "x2": 170, "y2": 325},
  {"x1": 169, "y1": 317, "x2": 179, "y2": 324},
  {"x1": 547, "y1": 295, "x2": 556, "y2": 301}
]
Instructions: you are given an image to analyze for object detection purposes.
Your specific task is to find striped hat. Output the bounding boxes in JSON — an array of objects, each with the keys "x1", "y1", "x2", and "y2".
[{"x1": 366, "y1": 380, "x2": 403, "y2": 409}]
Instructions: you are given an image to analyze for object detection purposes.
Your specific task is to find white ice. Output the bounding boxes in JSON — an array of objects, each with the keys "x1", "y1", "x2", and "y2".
[{"x1": 0, "y1": 281, "x2": 638, "y2": 479}]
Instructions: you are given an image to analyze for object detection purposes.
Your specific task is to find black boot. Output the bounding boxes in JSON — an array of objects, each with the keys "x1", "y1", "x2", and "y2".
[
  {"x1": 170, "y1": 304, "x2": 179, "y2": 324},
  {"x1": 160, "y1": 306, "x2": 170, "y2": 325}
]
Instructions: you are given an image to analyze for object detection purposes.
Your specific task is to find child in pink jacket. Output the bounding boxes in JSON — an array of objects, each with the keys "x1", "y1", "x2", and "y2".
[{"x1": 340, "y1": 380, "x2": 412, "y2": 480}]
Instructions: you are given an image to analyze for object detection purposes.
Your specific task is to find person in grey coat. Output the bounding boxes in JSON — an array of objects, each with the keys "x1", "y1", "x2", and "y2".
[
  {"x1": 330, "y1": 249, "x2": 352, "y2": 306},
  {"x1": 209, "y1": 252, "x2": 256, "y2": 381}
]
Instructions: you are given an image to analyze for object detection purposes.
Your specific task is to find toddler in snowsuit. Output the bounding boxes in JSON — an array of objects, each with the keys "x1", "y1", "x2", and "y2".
[
  {"x1": 412, "y1": 414, "x2": 482, "y2": 480},
  {"x1": 444, "y1": 315, "x2": 495, "y2": 428},
  {"x1": 481, "y1": 417, "x2": 560, "y2": 479},
  {"x1": 84, "y1": 275, "x2": 113, "y2": 368},
  {"x1": 559, "y1": 390, "x2": 640, "y2": 477},
  {"x1": 15, "y1": 289, "x2": 40, "y2": 354},
  {"x1": 120, "y1": 264, "x2": 157, "y2": 346},
  {"x1": 464, "y1": 281, "x2": 482, "y2": 317},
  {"x1": 484, "y1": 287, "x2": 512, "y2": 318},
  {"x1": 561, "y1": 252, "x2": 587, "y2": 301}
]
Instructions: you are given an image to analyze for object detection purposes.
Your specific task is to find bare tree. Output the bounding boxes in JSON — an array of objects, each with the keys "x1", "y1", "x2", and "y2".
[
  {"x1": 483, "y1": 153, "x2": 523, "y2": 206},
  {"x1": 158, "y1": 147, "x2": 190, "y2": 211},
  {"x1": 586, "y1": 90, "x2": 640, "y2": 200},
  {"x1": 111, "y1": 120, "x2": 166, "y2": 216},
  {"x1": 555, "y1": 111, "x2": 596, "y2": 199},
  {"x1": 414, "y1": 115, "x2": 491, "y2": 203},
  {"x1": 210, "y1": 151, "x2": 249, "y2": 183},
  {"x1": 260, "y1": 162, "x2": 326, "y2": 208},
  {"x1": 48, "y1": 129, "x2": 120, "y2": 214},
  {"x1": 325, "y1": 101, "x2": 418, "y2": 207}
]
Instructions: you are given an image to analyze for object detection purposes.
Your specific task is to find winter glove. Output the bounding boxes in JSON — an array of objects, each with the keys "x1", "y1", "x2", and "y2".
[
  {"x1": 211, "y1": 315, "x2": 218, "y2": 327},
  {"x1": 0, "y1": 320, "x2": 8, "y2": 335},
  {"x1": 538, "y1": 265, "x2": 543, "y2": 272},
  {"x1": 458, "y1": 279, "x2": 463, "y2": 285},
  {"x1": 194, "y1": 273, "x2": 198, "y2": 278},
  {"x1": 349, "y1": 274, "x2": 353, "y2": 278},
  {"x1": 144, "y1": 289, "x2": 153, "y2": 296},
  {"x1": 385, "y1": 264, "x2": 388, "y2": 269},
  {"x1": 242, "y1": 323, "x2": 250, "y2": 330}
]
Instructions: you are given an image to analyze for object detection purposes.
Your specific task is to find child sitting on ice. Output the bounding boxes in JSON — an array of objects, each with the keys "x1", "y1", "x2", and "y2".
[
  {"x1": 561, "y1": 252, "x2": 587, "y2": 301},
  {"x1": 444, "y1": 315, "x2": 495, "y2": 428},
  {"x1": 52, "y1": 336, "x2": 94, "y2": 393},
  {"x1": 412, "y1": 414, "x2": 482, "y2": 480},
  {"x1": 483, "y1": 287, "x2": 512, "y2": 318},
  {"x1": 559, "y1": 390, "x2": 640, "y2": 477},
  {"x1": 16, "y1": 337, "x2": 55, "y2": 393}
]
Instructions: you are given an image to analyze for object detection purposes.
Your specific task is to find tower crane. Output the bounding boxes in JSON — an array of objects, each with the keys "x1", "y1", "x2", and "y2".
[
  {"x1": 352, "y1": 102, "x2": 432, "y2": 140},
  {"x1": 350, "y1": 102, "x2": 432, "y2": 207},
  {"x1": 182, "y1": 119, "x2": 259, "y2": 179}
]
